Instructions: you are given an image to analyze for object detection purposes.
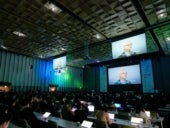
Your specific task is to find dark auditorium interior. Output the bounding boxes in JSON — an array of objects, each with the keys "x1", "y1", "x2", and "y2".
[{"x1": 0, "y1": 0, "x2": 170, "y2": 128}]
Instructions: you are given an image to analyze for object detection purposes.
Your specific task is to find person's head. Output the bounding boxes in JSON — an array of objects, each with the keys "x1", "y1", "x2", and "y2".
[
  {"x1": 139, "y1": 106, "x2": 145, "y2": 112},
  {"x1": 0, "y1": 112, "x2": 11, "y2": 128},
  {"x1": 100, "y1": 104, "x2": 108, "y2": 112},
  {"x1": 76, "y1": 102, "x2": 82, "y2": 110},
  {"x1": 119, "y1": 69, "x2": 128, "y2": 81},
  {"x1": 19, "y1": 98, "x2": 30, "y2": 108},
  {"x1": 123, "y1": 41, "x2": 132, "y2": 52},
  {"x1": 0, "y1": 104, "x2": 8, "y2": 114}
]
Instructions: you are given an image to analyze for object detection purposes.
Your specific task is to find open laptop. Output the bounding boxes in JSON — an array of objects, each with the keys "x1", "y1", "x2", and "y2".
[
  {"x1": 114, "y1": 103, "x2": 122, "y2": 108},
  {"x1": 81, "y1": 120, "x2": 93, "y2": 128},
  {"x1": 88, "y1": 105, "x2": 95, "y2": 116},
  {"x1": 88, "y1": 105, "x2": 95, "y2": 112},
  {"x1": 108, "y1": 113, "x2": 115, "y2": 120},
  {"x1": 71, "y1": 107, "x2": 77, "y2": 112},
  {"x1": 42, "y1": 112, "x2": 51, "y2": 119},
  {"x1": 130, "y1": 117, "x2": 143, "y2": 126},
  {"x1": 81, "y1": 100, "x2": 85, "y2": 104},
  {"x1": 145, "y1": 111, "x2": 150, "y2": 118}
]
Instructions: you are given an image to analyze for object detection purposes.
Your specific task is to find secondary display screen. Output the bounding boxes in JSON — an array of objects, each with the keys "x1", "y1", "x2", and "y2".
[
  {"x1": 112, "y1": 33, "x2": 147, "y2": 59},
  {"x1": 53, "y1": 56, "x2": 66, "y2": 69},
  {"x1": 108, "y1": 64, "x2": 141, "y2": 85}
]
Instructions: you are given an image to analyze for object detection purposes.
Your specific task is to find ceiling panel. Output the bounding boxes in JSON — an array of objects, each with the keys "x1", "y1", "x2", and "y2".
[
  {"x1": 154, "y1": 24, "x2": 170, "y2": 54},
  {"x1": 140, "y1": 0, "x2": 169, "y2": 25},
  {"x1": 58, "y1": 0, "x2": 145, "y2": 38},
  {"x1": 0, "y1": 0, "x2": 169, "y2": 67}
]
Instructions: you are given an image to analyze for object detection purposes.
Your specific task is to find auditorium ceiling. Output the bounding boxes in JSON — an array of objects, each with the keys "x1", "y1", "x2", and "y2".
[{"x1": 0, "y1": 0, "x2": 169, "y2": 67}]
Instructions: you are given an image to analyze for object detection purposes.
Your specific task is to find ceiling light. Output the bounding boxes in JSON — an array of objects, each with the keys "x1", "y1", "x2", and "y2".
[
  {"x1": 96, "y1": 34, "x2": 100, "y2": 39},
  {"x1": 96, "y1": 60, "x2": 100, "y2": 63},
  {"x1": 157, "y1": 13, "x2": 167, "y2": 19},
  {"x1": 94, "y1": 34, "x2": 101, "y2": 39},
  {"x1": 160, "y1": 13, "x2": 164, "y2": 17},
  {"x1": 13, "y1": 31, "x2": 26, "y2": 37},
  {"x1": 166, "y1": 37, "x2": 170, "y2": 42},
  {"x1": 39, "y1": 55, "x2": 43, "y2": 58},
  {"x1": 60, "y1": 47, "x2": 66, "y2": 51},
  {"x1": 1, "y1": 44, "x2": 8, "y2": 49},
  {"x1": 44, "y1": 2, "x2": 62, "y2": 14},
  {"x1": 0, "y1": 39, "x2": 8, "y2": 49}
]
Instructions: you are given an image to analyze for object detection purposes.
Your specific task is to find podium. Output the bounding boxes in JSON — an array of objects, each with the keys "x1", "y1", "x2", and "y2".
[
  {"x1": 0, "y1": 82, "x2": 11, "y2": 92},
  {"x1": 49, "y1": 84, "x2": 58, "y2": 92}
]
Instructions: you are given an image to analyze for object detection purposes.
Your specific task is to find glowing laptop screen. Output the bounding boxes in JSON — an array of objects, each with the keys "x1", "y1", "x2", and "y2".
[
  {"x1": 42, "y1": 112, "x2": 51, "y2": 118},
  {"x1": 81, "y1": 120, "x2": 93, "y2": 128},
  {"x1": 145, "y1": 111, "x2": 150, "y2": 118},
  {"x1": 114, "y1": 103, "x2": 122, "y2": 108},
  {"x1": 88, "y1": 105, "x2": 95, "y2": 112},
  {"x1": 130, "y1": 117, "x2": 143, "y2": 125},
  {"x1": 108, "y1": 113, "x2": 115, "y2": 119},
  {"x1": 71, "y1": 107, "x2": 77, "y2": 112}
]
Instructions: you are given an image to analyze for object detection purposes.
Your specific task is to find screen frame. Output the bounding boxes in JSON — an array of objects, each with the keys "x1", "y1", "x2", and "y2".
[
  {"x1": 111, "y1": 33, "x2": 147, "y2": 59},
  {"x1": 53, "y1": 56, "x2": 66, "y2": 70},
  {"x1": 107, "y1": 63, "x2": 143, "y2": 93}
]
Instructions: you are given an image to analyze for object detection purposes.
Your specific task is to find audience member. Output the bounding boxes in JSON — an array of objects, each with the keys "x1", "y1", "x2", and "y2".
[
  {"x1": 0, "y1": 104, "x2": 12, "y2": 128},
  {"x1": 0, "y1": 112, "x2": 11, "y2": 128},
  {"x1": 96, "y1": 105, "x2": 118, "y2": 128},
  {"x1": 74, "y1": 101, "x2": 88, "y2": 123},
  {"x1": 139, "y1": 106, "x2": 151, "y2": 123},
  {"x1": 61, "y1": 100, "x2": 75, "y2": 121},
  {"x1": 0, "y1": 91, "x2": 169, "y2": 128},
  {"x1": 19, "y1": 98, "x2": 48, "y2": 128}
]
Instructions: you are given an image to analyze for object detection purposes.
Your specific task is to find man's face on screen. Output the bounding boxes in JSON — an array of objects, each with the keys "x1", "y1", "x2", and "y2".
[
  {"x1": 124, "y1": 41, "x2": 132, "y2": 52},
  {"x1": 119, "y1": 71, "x2": 127, "y2": 80}
]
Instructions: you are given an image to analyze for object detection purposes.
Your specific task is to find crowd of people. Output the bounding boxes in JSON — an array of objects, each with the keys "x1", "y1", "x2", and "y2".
[{"x1": 0, "y1": 91, "x2": 170, "y2": 128}]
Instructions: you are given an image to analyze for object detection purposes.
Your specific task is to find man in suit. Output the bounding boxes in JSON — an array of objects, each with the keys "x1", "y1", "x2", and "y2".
[
  {"x1": 114, "y1": 69, "x2": 131, "y2": 85},
  {"x1": 119, "y1": 41, "x2": 136, "y2": 58}
]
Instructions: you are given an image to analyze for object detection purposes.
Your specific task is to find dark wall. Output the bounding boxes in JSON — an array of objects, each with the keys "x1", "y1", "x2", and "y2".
[
  {"x1": 83, "y1": 66, "x2": 100, "y2": 92},
  {"x1": 108, "y1": 85, "x2": 143, "y2": 93},
  {"x1": 152, "y1": 56, "x2": 170, "y2": 93},
  {"x1": 84, "y1": 55, "x2": 170, "y2": 93},
  {"x1": 0, "y1": 50, "x2": 47, "y2": 92}
]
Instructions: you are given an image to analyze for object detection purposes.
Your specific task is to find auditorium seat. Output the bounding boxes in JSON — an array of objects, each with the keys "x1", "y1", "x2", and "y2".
[
  {"x1": 119, "y1": 125, "x2": 133, "y2": 128},
  {"x1": 116, "y1": 112, "x2": 131, "y2": 120},
  {"x1": 48, "y1": 120, "x2": 58, "y2": 128},
  {"x1": 95, "y1": 120, "x2": 107, "y2": 128},
  {"x1": 8, "y1": 123, "x2": 22, "y2": 128}
]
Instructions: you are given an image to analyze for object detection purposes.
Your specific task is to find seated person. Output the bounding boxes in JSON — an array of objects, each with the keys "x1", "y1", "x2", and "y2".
[
  {"x1": 139, "y1": 106, "x2": 151, "y2": 123},
  {"x1": 74, "y1": 101, "x2": 88, "y2": 123},
  {"x1": 0, "y1": 104, "x2": 12, "y2": 128},
  {"x1": 96, "y1": 105, "x2": 118, "y2": 128},
  {"x1": 61, "y1": 100, "x2": 75, "y2": 121},
  {"x1": 163, "y1": 113, "x2": 170, "y2": 128},
  {"x1": 19, "y1": 98, "x2": 48, "y2": 128},
  {"x1": 0, "y1": 112, "x2": 11, "y2": 128}
]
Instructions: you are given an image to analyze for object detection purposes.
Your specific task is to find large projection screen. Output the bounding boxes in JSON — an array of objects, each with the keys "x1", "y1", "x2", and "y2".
[{"x1": 112, "y1": 33, "x2": 147, "y2": 59}]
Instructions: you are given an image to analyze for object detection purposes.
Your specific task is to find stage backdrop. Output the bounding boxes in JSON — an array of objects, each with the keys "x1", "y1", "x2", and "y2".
[{"x1": 140, "y1": 59, "x2": 154, "y2": 93}]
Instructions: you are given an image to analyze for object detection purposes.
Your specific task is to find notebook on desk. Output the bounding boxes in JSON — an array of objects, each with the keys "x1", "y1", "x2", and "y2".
[
  {"x1": 88, "y1": 105, "x2": 95, "y2": 112},
  {"x1": 42, "y1": 112, "x2": 51, "y2": 119},
  {"x1": 130, "y1": 117, "x2": 143, "y2": 126},
  {"x1": 114, "y1": 103, "x2": 122, "y2": 108},
  {"x1": 71, "y1": 107, "x2": 77, "y2": 112},
  {"x1": 145, "y1": 111, "x2": 151, "y2": 118},
  {"x1": 81, "y1": 120, "x2": 93, "y2": 128},
  {"x1": 88, "y1": 105, "x2": 95, "y2": 116},
  {"x1": 108, "y1": 113, "x2": 115, "y2": 120}
]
